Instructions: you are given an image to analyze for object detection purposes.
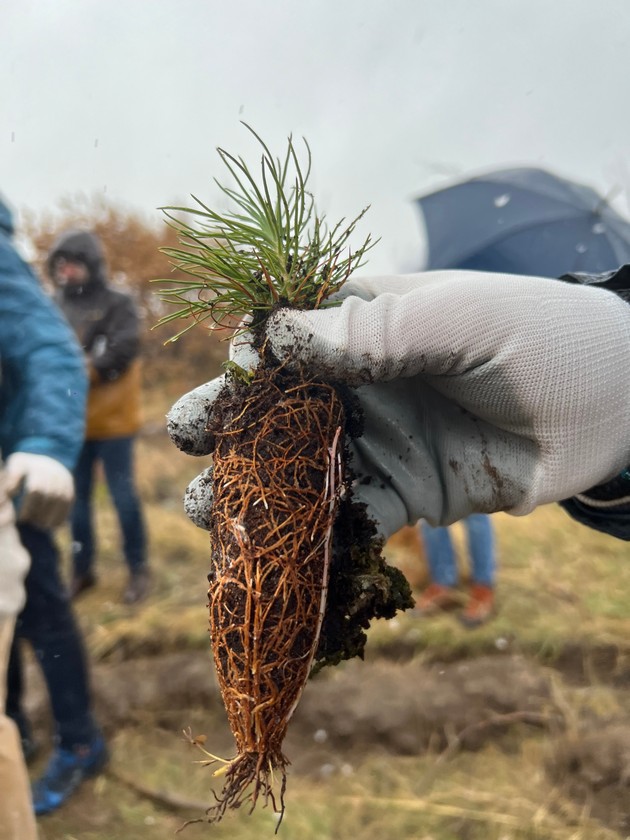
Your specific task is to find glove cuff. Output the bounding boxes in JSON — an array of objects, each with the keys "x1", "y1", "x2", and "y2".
[{"x1": 560, "y1": 468, "x2": 630, "y2": 540}]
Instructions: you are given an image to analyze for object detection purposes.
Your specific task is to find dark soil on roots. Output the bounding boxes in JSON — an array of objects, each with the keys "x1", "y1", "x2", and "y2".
[{"x1": 206, "y1": 362, "x2": 414, "y2": 672}]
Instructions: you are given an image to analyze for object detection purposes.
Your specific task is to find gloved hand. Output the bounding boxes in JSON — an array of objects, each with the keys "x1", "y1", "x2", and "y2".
[
  {"x1": 168, "y1": 270, "x2": 630, "y2": 539},
  {"x1": 0, "y1": 472, "x2": 30, "y2": 618},
  {"x1": 4, "y1": 452, "x2": 75, "y2": 530}
]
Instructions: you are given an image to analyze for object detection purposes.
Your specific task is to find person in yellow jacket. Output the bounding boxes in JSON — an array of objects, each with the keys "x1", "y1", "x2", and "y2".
[{"x1": 48, "y1": 230, "x2": 150, "y2": 604}]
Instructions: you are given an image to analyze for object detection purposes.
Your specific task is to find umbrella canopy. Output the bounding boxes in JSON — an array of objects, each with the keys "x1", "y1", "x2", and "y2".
[{"x1": 417, "y1": 167, "x2": 630, "y2": 277}]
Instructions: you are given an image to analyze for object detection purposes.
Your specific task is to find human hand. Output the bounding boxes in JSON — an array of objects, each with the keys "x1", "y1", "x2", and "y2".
[
  {"x1": 168, "y1": 270, "x2": 630, "y2": 538},
  {"x1": 265, "y1": 270, "x2": 630, "y2": 533},
  {"x1": 4, "y1": 452, "x2": 75, "y2": 530},
  {"x1": 167, "y1": 336, "x2": 259, "y2": 530}
]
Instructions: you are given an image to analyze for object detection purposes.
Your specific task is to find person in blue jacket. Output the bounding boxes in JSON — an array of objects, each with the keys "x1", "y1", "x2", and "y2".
[{"x1": 0, "y1": 195, "x2": 108, "y2": 817}]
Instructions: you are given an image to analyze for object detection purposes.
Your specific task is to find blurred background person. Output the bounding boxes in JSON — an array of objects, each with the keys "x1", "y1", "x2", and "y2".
[
  {"x1": 47, "y1": 230, "x2": 150, "y2": 604},
  {"x1": 1, "y1": 194, "x2": 107, "y2": 821},
  {"x1": 416, "y1": 516, "x2": 496, "y2": 627}
]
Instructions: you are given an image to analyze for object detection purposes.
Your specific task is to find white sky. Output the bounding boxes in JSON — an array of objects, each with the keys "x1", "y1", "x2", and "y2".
[{"x1": 2, "y1": 0, "x2": 630, "y2": 274}]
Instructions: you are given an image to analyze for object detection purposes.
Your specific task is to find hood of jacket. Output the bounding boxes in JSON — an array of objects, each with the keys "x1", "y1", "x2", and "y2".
[{"x1": 47, "y1": 230, "x2": 107, "y2": 295}]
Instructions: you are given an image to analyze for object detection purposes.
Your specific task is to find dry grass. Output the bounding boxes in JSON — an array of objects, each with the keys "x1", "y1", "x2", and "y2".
[
  {"x1": 377, "y1": 506, "x2": 630, "y2": 670},
  {"x1": 37, "y1": 722, "x2": 625, "y2": 840}
]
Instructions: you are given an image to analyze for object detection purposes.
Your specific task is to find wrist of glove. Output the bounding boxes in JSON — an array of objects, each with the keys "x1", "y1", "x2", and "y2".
[
  {"x1": 4, "y1": 452, "x2": 75, "y2": 530},
  {"x1": 168, "y1": 270, "x2": 630, "y2": 539}
]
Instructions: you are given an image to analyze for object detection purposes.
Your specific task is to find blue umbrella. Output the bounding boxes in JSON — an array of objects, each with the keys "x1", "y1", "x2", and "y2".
[{"x1": 416, "y1": 167, "x2": 630, "y2": 277}]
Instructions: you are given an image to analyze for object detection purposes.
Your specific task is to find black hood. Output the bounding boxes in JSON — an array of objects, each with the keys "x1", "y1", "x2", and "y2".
[{"x1": 47, "y1": 230, "x2": 107, "y2": 293}]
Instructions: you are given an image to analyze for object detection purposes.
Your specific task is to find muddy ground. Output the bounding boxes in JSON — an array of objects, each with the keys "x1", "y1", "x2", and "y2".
[{"x1": 20, "y1": 646, "x2": 630, "y2": 836}]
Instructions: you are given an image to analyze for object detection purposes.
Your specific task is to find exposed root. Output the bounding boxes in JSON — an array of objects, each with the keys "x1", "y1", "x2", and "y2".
[
  {"x1": 202, "y1": 365, "x2": 343, "y2": 823},
  {"x1": 195, "y1": 361, "x2": 413, "y2": 827},
  {"x1": 203, "y1": 751, "x2": 288, "y2": 829},
  {"x1": 179, "y1": 731, "x2": 288, "y2": 832}
]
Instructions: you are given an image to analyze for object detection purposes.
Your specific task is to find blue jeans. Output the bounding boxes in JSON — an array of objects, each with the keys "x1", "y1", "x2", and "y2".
[
  {"x1": 7, "y1": 525, "x2": 99, "y2": 749},
  {"x1": 72, "y1": 436, "x2": 147, "y2": 576},
  {"x1": 420, "y1": 514, "x2": 496, "y2": 587}
]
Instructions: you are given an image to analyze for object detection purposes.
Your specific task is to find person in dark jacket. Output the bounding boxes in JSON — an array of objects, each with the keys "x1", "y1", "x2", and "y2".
[
  {"x1": 0, "y1": 195, "x2": 107, "y2": 819},
  {"x1": 47, "y1": 230, "x2": 150, "y2": 604}
]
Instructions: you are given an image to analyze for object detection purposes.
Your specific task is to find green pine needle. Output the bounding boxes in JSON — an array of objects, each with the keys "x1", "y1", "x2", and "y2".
[{"x1": 155, "y1": 124, "x2": 376, "y2": 340}]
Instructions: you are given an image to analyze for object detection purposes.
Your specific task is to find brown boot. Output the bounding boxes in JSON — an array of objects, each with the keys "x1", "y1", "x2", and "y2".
[
  {"x1": 458, "y1": 584, "x2": 495, "y2": 628},
  {"x1": 122, "y1": 567, "x2": 151, "y2": 604},
  {"x1": 414, "y1": 583, "x2": 462, "y2": 616}
]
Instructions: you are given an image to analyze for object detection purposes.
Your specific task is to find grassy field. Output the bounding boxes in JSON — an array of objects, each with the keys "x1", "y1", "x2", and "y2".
[{"x1": 27, "y1": 377, "x2": 630, "y2": 840}]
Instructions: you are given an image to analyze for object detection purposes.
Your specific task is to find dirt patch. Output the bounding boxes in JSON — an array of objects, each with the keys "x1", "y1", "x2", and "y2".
[
  {"x1": 296, "y1": 654, "x2": 558, "y2": 755},
  {"x1": 20, "y1": 651, "x2": 630, "y2": 836},
  {"x1": 22, "y1": 651, "x2": 557, "y2": 750},
  {"x1": 550, "y1": 643, "x2": 630, "y2": 687},
  {"x1": 548, "y1": 723, "x2": 630, "y2": 834}
]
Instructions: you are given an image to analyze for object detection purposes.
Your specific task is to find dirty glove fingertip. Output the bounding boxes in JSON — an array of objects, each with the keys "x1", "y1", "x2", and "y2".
[{"x1": 183, "y1": 468, "x2": 214, "y2": 531}]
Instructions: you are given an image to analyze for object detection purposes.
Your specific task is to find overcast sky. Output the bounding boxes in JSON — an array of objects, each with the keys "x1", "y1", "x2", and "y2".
[{"x1": 2, "y1": 0, "x2": 630, "y2": 273}]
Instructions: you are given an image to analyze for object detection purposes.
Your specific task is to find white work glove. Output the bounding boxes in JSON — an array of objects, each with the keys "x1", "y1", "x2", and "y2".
[
  {"x1": 0, "y1": 471, "x2": 30, "y2": 618},
  {"x1": 167, "y1": 270, "x2": 630, "y2": 539},
  {"x1": 4, "y1": 452, "x2": 75, "y2": 530}
]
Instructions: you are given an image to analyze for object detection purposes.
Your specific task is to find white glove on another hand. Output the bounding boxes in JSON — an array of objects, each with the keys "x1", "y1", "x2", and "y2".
[
  {"x1": 4, "y1": 452, "x2": 75, "y2": 530},
  {"x1": 168, "y1": 270, "x2": 630, "y2": 539}
]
